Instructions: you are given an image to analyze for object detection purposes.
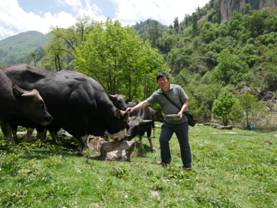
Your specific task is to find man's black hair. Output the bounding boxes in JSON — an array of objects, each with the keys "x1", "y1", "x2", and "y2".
[{"x1": 156, "y1": 72, "x2": 169, "y2": 81}]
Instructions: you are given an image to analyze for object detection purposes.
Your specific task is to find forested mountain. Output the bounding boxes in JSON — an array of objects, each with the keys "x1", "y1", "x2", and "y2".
[
  {"x1": 0, "y1": 0, "x2": 276, "y2": 128},
  {"x1": 220, "y1": 0, "x2": 277, "y2": 21},
  {"x1": 133, "y1": 19, "x2": 168, "y2": 49},
  {"x1": 0, "y1": 31, "x2": 50, "y2": 67},
  {"x1": 132, "y1": 1, "x2": 277, "y2": 127}
]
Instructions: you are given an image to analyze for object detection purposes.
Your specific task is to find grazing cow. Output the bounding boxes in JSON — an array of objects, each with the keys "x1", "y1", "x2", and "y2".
[
  {"x1": 127, "y1": 104, "x2": 156, "y2": 151},
  {"x1": 0, "y1": 70, "x2": 52, "y2": 143},
  {"x1": 2, "y1": 65, "x2": 128, "y2": 151},
  {"x1": 18, "y1": 94, "x2": 129, "y2": 143}
]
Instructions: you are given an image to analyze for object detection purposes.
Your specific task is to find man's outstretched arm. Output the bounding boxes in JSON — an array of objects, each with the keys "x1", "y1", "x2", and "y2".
[{"x1": 126, "y1": 100, "x2": 149, "y2": 113}]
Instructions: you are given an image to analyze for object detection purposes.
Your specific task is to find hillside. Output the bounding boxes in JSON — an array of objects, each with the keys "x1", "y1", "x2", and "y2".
[
  {"x1": 136, "y1": 3, "x2": 277, "y2": 122},
  {"x1": 0, "y1": 126, "x2": 276, "y2": 207},
  {"x1": 0, "y1": 1, "x2": 276, "y2": 127},
  {"x1": 133, "y1": 19, "x2": 168, "y2": 49},
  {"x1": 220, "y1": 0, "x2": 277, "y2": 21},
  {"x1": 0, "y1": 31, "x2": 50, "y2": 67}
]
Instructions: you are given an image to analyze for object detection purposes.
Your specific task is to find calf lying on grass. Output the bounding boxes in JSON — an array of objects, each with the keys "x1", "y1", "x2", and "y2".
[{"x1": 86, "y1": 136, "x2": 135, "y2": 161}]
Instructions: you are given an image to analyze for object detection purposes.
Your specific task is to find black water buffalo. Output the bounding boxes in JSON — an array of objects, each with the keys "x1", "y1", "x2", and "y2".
[
  {"x1": 0, "y1": 70, "x2": 52, "y2": 143},
  {"x1": 1, "y1": 65, "x2": 53, "y2": 141},
  {"x1": 2, "y1": 65, "x2": 128, "y2": 150}
]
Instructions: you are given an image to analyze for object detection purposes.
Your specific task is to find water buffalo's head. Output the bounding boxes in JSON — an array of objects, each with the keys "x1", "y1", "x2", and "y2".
[
  {"x1": 13, "y1": 84, "x2": 53, "y2": 126},
  {"x1": 126, "y1": 116, "x2": 153, "y2": 139},
  {"x1": 109, "y1": 94, "x2": 128, "y2": 110},
  {"x1": 105, "y1": 109, "x2": 129, "y2": 140}
]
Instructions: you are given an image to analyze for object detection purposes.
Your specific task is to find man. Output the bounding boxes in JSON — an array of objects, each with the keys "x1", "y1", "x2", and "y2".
[{"x1": 126, "y1": 72, "x2": 192, "y2": 169}]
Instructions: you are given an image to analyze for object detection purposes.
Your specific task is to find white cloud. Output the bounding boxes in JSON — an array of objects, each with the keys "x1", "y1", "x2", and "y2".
[
  {"x1": 74, "y1": 0, "x2": 106, "y2": 20},
  {"x1": 0, "y1": 0, "x2": 210, "y2": 39},
  {"x1": 112, "y1": 0, "x2": 210, "y2": 25},
  {"x1": 58, "y1": 0, "x2": 106, "y2": 21},
  {"x1": 0, "y1": 0, "x2": 76, "y2": 38},
  {"x1": 62, "y1": 0, "x2": 83, "y2": 8},
  {"x1": 0, "y1": 0, "x2": 105, "y2": 39}
]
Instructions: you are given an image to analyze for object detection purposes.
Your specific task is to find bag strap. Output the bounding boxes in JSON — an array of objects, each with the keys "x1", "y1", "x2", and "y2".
[{"x1": 162, "y1": 92, "x2": 182, "y2": 111}]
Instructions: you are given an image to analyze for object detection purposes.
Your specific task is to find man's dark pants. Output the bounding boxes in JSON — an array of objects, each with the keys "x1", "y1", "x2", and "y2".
[{"x1": 159, "y1": 122, "x2": 191, "y2": 168}]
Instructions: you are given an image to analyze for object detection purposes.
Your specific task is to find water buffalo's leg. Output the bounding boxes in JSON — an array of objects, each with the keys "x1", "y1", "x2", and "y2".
[
  {"x1": 37, "y1": 128, "x2": 47, "y2": 142},
  {"x1": 147, "y1": 128, "x2": 154, "y2": 151},
  {"x1": 1, "y1": 122, "x2": 14, "y2": 143},
  {"x1": 22, "y1": 128, "x2": 34, "y2": 141},
  {"x1": 78, "y1": 135, "x2": 89, "y2": 156},
  {"x1": 147, "y1": 137, "x2": 154, "y2": 152},
  {"x1": 11, "y1": 124, "x2": 18, "y2": 143},
  {"x1": 49, "y1": 130, "x2": 59, "y2": 144}
]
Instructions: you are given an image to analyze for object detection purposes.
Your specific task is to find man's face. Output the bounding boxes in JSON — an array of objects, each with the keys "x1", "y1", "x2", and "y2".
[{"x1": 157, "y1": 76, "x2": 170, "y2": 91}]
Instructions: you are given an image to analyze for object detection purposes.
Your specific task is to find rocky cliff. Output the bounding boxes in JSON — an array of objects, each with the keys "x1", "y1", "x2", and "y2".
[{"x1": 220, "y1": 0, "x2": 277, "y2": 21}]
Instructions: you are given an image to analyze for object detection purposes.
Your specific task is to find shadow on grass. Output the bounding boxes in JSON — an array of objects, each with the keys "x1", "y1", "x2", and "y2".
[
  {"x1": 0, "y1": 137, "x2": 81, "y2": 160},
  {"x1": 1, "y1": 136, "x2": 156, "y2": 161}
]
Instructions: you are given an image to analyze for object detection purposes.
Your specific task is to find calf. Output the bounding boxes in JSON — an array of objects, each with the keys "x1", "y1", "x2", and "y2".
[
  {"x1": 127, "y1": 105, "x2": 155, "y2": 151},
  {"x1": 87, "y1": 135, "x2": 135, "y2": 161}
]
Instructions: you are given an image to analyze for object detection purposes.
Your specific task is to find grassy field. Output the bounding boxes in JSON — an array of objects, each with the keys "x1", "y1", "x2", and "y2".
[{"x1": 0, "y1": 125, "x2": 276, "y2": 208}]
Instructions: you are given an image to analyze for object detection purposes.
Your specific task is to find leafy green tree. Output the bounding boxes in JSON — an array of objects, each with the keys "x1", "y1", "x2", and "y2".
[
  {"x1": 191, "y1": 13, "x2": 198, "y2": 36},
  {"x1": 199, "y1": 22, "x2": 218, "y2": 43},
  {"x1": 42, "y1": 37, "x2": 65, "y2": 71},
  {"x1": 75, "y1": 19, "x2": 167, "y2": 99},
  {"x1": 212, "y1": 49, "x2": 248, "y2": 85},
  {"x1": 26, "y1": 47, "x2": 45, "y2": 66},
  {"x1": 246, "y1": 10, "x2": 269, "y2": 38},
  {"x1": 239, "y1": 92, "x2": 264, "y2": 129},
  {"x1": 226, "y1": 12, "x2": 244, "y2": 39},
  {"x1": 42, "y1": 17, "x2": 96, "y2": 70},
  {"x1": 156, "y1": 31, "x2": 176, "y2": 54},
  {"x1": 191, "y1": 82, "x2": 222, "y2": 122},
  {"x1": 264, "y1": 69, "x2": 277, "y2": 91},
  {"x1": 228, "y1": 99, "x2": 244, "y2": 125},
  {"x1": 173, "y1": 17, "x2": 179, "y2": 32},
  {"x1": 212, "y1": 91, "x2": 236, "y2": 125}
]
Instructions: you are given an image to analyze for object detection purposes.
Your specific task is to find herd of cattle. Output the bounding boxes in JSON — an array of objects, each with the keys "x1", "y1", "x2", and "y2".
[{"x1": 0, "y1": 64, "x2": 161, "y2": 158}]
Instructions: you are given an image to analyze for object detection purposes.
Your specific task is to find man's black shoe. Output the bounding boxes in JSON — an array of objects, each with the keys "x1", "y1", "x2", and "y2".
[
  {"x1": 182, "y1": 166, "x2": 192, "y2": 171},
  {"x1": 160, "y1": 162, "x2": 170, "y2": 167}
]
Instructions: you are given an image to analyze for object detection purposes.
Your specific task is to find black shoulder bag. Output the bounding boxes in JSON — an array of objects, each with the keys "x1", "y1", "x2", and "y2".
[{"x1": 162, "y1": 93, "x2": 196, "y2": 127}]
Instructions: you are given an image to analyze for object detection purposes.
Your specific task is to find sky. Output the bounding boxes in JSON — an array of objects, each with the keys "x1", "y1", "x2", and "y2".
[{"x1": 0, "y1": 0, "x2": 210, "y2": 40}]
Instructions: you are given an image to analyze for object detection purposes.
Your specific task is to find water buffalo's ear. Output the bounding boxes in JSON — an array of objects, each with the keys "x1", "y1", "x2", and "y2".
[{"x1": 12, "y1": 84, "x2": 26, "y2": 98}]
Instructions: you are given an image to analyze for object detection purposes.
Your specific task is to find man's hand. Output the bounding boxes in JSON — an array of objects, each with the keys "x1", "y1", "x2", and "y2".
[
  {"x1": 177, "y1": 111, "x2": 183, "y2": 119},
  {"x1": 125, "y1": 107, "x2": 133, "y2": 114}
]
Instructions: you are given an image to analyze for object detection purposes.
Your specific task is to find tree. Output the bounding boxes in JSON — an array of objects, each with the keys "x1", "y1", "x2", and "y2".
[
  {"x1": 75, "y1": 19, "x2": 167, "y2": 99},
  {"x1": 212, "y1": 91, "x2": 236, "y2": 125},
  {"x1": 190, "y1": 82, "x2": 222, "y2": 122},
  {"x1": 246, "y1": 10, "x2": 269, "y2": 38},
  {"x1": 239, "y1": 92, "x2": 266, "y2": 129},
  {"x1": 173, "y1": 17, "x2": 179, "y2": 32},
  {"x1": 42, "y1": 37, "x2": 65, "y2": 71},
  {"x1": 191, "y1": 13, "x2": 198, "y2": 36},
  {"x1": 212, "y1": 49, "x2": 248, "y2": 85},
  {"x1": 42, "y1": 17, "x2": 96, "y2": 71}
]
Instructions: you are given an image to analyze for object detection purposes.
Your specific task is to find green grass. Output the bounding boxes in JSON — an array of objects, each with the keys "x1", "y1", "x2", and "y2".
[{"x1": 0, "y1": 125, "x2": 276, "y2": 208}]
